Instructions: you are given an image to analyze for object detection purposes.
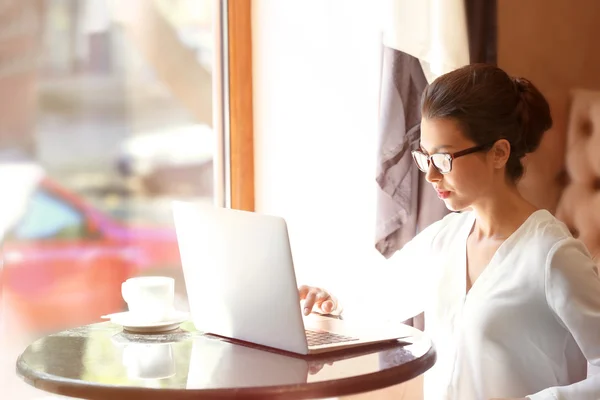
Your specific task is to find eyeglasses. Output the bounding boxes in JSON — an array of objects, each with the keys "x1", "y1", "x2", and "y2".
[{"x1": 411, "y1": 142, "x2": 495, "y2": 174}]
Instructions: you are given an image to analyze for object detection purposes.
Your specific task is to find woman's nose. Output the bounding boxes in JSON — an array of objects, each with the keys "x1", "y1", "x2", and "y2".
[{"x1": 425, "y1": 162, "x2": 442, "y2": 183}]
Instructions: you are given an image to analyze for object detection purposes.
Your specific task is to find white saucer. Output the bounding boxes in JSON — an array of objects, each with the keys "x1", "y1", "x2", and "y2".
[{"x1": 102, "y1": 310, "x2": 189, "y2": 333}]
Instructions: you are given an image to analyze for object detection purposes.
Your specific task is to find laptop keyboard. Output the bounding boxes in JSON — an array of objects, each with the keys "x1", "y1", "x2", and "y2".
[{"x1": 305, "y1": 330, "x2": 359, "y2": 346}]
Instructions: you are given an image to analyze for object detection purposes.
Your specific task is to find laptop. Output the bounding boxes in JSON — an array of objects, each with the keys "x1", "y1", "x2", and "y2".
[{"x1": 172, "y1": 201, "x2": 409, "y2": 355}]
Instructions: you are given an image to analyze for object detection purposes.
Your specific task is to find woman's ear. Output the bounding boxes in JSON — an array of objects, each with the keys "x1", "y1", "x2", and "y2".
[{"x1": 491, "y1": 139, "x2": 511, "y2": 169}]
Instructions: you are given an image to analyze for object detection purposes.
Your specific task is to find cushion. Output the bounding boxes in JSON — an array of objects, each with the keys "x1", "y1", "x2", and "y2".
[{"x1": 555, "y1": 89, "x2": 600, "y2": 262}]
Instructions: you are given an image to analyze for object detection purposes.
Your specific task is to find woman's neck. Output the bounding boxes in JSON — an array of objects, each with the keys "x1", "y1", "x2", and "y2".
[{"x1": 470, "y1": 184, "x2": 538, "y2": 240}]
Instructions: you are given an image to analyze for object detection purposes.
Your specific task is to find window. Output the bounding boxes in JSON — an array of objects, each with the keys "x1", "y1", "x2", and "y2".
[
  {"x1": 1, "y1": 2, "x2": 254, "y2": 396},
  {"x1": 2, "y1": 0, "x2": 224, "y2": 336}
]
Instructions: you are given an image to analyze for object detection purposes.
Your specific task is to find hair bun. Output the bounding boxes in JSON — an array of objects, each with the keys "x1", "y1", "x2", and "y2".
[
  {"x1": 511, "y1": 76, "x2": 553, "y2": 155},
  {"x1": 513, "y1": 77, "x2": 528, "y2": 93}
]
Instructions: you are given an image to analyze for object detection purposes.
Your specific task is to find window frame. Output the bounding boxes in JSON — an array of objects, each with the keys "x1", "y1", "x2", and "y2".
[{"x1": 216, "y1": 0, "x2": 255, "y2": 211}]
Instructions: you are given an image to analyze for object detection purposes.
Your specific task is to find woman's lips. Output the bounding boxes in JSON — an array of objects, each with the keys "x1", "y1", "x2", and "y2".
[{"x1": 436, "y1": 190, "x2": 451, "y2": 199}]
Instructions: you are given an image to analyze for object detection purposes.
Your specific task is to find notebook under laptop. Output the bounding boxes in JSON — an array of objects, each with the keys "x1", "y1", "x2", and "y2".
[{"x1": 172, "y1": 201, "x2": 408, "y2": 355}]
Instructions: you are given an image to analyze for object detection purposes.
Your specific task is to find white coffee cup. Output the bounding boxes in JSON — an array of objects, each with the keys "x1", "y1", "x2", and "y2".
[{"x1": 121, "y1": 276, "x2": 175, "y2": 323}]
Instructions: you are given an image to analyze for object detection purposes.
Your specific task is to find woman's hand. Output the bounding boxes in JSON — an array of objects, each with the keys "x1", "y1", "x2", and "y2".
[{"x1": 298, "y1": 285, "x2": 336, "y2": 316}]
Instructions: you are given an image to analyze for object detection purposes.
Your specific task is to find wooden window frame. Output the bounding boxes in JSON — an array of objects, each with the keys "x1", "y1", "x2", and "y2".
[{"x1": 218, "y1": 0, "x2": 254, "y2": 211}]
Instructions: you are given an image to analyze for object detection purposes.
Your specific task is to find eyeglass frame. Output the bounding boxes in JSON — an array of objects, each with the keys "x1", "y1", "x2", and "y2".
[{"x1": 411, "y1": 141, "x2": 497, "y2": 174}]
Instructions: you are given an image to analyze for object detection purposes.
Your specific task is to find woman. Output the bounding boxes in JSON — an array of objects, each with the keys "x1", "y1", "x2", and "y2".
[{"x1": 299, "y1": 64, "x2": 600, "y2": 400}]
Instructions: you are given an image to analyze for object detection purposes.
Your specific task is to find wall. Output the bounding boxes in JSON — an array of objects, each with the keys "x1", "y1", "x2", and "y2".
[
  {"x1": 252, "y1": 0, "x2": 421, "y2": 320},
  {"x1": 498, "y1": 0, "x2": 600, "y2": 212},
  {"x1": 498, "y1": 0, "x2": 600, "y2": 377}
]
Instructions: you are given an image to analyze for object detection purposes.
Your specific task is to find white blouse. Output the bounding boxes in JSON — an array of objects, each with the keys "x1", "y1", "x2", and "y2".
[{"x1": 360, "y1": 209, "x2": 600, "y2": 400}]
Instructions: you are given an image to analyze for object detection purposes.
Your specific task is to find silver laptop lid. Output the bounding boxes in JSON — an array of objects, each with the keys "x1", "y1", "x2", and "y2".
[{"x1": 172, "y1": 201, "x2": 310, "y2": 355}]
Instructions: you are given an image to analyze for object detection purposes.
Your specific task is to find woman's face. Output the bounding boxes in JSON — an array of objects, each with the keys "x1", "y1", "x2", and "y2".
[{"x1": 419, "y1": 117, "x2": 498, "y2": 212}]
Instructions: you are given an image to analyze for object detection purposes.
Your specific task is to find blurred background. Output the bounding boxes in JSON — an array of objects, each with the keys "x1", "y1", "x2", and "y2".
[{"x1": 1, "y1": 0, "x2": 215, "y2": 397}]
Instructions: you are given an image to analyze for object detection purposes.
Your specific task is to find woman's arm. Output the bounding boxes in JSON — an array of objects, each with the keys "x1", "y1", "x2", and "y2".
[
  {"x1": 527, "y1": 238, "x2": 600, "y2": 399},
  {"x1": 333, "y1": 213, "x2": 456, "y2": 323}
]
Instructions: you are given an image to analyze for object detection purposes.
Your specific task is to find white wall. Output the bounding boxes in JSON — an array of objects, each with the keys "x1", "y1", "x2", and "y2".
[{"x1": 252, "y1": 0, "x2": 396, "y2": 311}]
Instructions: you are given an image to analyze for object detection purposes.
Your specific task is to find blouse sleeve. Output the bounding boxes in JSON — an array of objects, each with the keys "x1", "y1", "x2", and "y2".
[
  {"x1": 334, "y1": 213, "x2": 451, "y2": 323},
  {"x1": 528, "y1": 238, "x2": 600, "y2": 400}
]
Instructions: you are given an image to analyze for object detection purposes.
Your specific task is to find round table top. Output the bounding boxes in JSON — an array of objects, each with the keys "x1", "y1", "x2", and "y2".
[{"x1": 16, "y1": 321, "x2": 436, "y2": 400}]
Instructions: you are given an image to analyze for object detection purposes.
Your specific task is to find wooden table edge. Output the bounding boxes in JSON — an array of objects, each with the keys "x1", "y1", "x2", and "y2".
[{"x1": 16, "y1": 344, "x2": 436, "y2": 399}]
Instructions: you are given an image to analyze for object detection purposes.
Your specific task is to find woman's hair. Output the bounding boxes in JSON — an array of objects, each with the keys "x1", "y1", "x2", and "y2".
[{"x1": 421, "y1": 63, "x2": 553, "y2": 182}]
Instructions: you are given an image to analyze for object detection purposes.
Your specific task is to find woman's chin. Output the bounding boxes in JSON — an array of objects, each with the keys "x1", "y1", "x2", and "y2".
[{"x1": 441, "y1": 197, "x2": 465, "y2": 212}]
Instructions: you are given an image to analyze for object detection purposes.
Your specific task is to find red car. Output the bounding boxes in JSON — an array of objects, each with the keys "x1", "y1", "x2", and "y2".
[{"x1": 1, "y1": 166, "x2": 185, "y2": 332}]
